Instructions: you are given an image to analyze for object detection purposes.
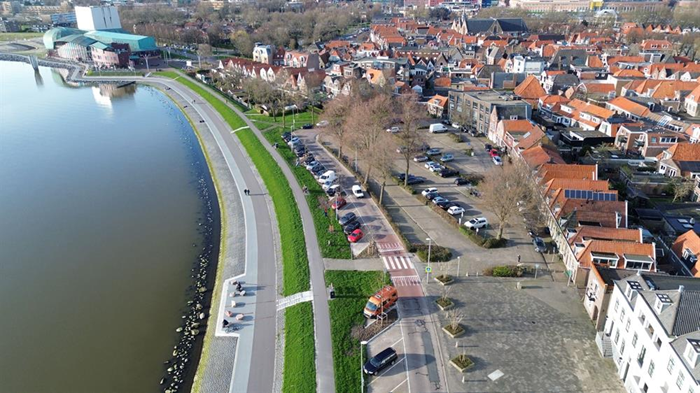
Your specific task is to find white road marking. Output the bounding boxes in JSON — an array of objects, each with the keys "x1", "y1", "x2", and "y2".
[
  {"x1": 389, "y1": 377, "x2": 408, "y2": 392},
  {"x1": 391, "y1": 276, "x2": 422, "y2": 287},
  {"x1": 369, "y1": 356, "x2": 405, "y2": 384},
  {"x1": 390, "y1": 337, "x2": 404, "y2": 347},
  {"x1": 382, "y1": 256, "x2": 414, "y2": 271},
  {"x1": 230, "y1": 126, "x2": 250, "y2": 133}
]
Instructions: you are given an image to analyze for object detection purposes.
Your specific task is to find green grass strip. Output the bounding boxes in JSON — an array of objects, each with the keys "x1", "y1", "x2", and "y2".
[
  {"x1": 283, "y1": 302, "x2": 317, "y2": 393},
  {"x1": 236, "y1": 129, "x2": 310, "y2": 295},
  {"x1": 325, "y1": 271, "x2": 392, "y2": 393},
  {"x1": 262, "y1": 127, "x2": 351, "y2": 259}
]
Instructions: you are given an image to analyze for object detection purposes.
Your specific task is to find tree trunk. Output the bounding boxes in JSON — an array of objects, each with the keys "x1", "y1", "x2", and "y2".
[
  {"x1": 496, "y1": 223, "x2": 505, "y2": 240},
  {"x1": 363, "y1": 165, "x2": 373, "y2": 186},
  {"x1": 404, "y1": 158, "x2": 410, "y2": 187},
  {"x1": 311, "y1": 104, "x2": 315, "y2": 124},
  {"x1": 379, "y1": 181, "x2": 386, "y2": 205}
]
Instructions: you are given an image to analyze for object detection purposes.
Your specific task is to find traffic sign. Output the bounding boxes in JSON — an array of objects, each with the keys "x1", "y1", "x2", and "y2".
[{"x1": 425, "y1": 266, "x2": 432, "y2": 273}]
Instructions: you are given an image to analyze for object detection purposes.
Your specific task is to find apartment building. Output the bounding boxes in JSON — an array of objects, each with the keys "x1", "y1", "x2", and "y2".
[
  {"x1": 603, "y1": 274, "x2": 700, "y2": 393},
  {"x1": 448, "y1": 90, "x2": 531, "y2": 140}
]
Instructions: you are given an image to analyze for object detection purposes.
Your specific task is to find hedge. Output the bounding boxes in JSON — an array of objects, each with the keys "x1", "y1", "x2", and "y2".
[{"x1": 413, "y1": 244, "x2": 452, "y2": 262}]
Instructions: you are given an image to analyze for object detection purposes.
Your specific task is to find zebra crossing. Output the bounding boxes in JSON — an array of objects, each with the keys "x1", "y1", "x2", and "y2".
[
  {"x1": 377, "y1": 242, "x2": 404, "y2": 253},
  {"x1": 391, "y1": 275, "x2": 423, "y2": 287},
  {"x1": 382, "y1": 255, "x2": 413, "y2": 271}
]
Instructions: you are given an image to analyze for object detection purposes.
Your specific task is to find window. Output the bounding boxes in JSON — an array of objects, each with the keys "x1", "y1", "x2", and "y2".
[
  {"x1": 620, "y1": 340, "x2": 626, "y2": 355},
  {"x1": 648, "y1": 360, "x2": 655, "y2": 376},
  {"x1": 615, "y1": 330, "x2": 620, "y2": 344},
  {"x1": 633, "y1": 333, "x2": 638, "y2": 348},
  {"x1": 676, "y1": 372, "x2": 685, "y2": 389},
  {"x1": 620, "y1": 309, "x2": 626, "y2": 322},
  {"x1": 655, "y1": 337, "x2": 662, "y2": 348},
  {"x1": 667, "y1": 357, "x2": 675, "y2": 373},
  {"x1": 638, "y1": 346, "x2": 647, "y2": 366},
  {"x1": 626, "y1": 320, "x2": 631, "y2": 332},
  {"x1": 640, "y1": 314, "x2": 646, "y2": 324},
  {"x1": 614, "y1": 300, "x2": 620, "y2": 312}
]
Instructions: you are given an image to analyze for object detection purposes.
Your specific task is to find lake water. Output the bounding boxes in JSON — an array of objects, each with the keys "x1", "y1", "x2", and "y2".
[{"x1": 0, "y1": 61, "x2": 217, "y2": 392}]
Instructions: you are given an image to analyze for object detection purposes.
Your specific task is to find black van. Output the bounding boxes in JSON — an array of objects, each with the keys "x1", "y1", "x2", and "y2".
[{"x1": 363, "y1": 347, "x2": 398, "y2": 375}]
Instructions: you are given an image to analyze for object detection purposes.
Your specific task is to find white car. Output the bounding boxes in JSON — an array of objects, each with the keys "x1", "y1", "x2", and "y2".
[
  {"x1": 421, "y1": 187, "x2": 438, "y2": 196},
  {"x1": 316, "y1": 120, "x2": 329, "y2": 127},
  {"x1": 386, "y1": 126, "x2": 400, "y2": 133},
  {"x1": 351, "y1": 184, "x2": 365, "y2": 198},
  {"x1": 464, "y1": 217, "x2": 489, "y2": 229},
  {"x1": 492, "y1": 156, "x2": 503, "y2": 166},
  {"x1": 428, "y1": 163, "x2": 444, "y2": 172},
  {"x1": 322, "y1": 180, "x2": 338, "y2": 191},
  {"x1": 447, "y1": 206, "x2": 465, "y2": 215}
]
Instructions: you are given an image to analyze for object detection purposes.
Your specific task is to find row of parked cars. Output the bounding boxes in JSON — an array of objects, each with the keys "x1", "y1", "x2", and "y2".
[
  {"x1": 420, "y1": 187, "x2": 489, "y2": 229},
  {"x1": 282, "y1": 131, "x2": 367, "y2": 244}
]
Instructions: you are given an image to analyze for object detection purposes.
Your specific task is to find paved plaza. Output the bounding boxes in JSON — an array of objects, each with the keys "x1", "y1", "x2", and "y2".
[{"x1": 425, "y1": 276, "x2": 624, "y2": 393}]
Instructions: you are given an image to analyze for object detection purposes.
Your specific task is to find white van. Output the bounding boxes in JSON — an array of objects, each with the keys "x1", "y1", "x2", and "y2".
[
  {"x1": 352, "y1": 185, "x2": 364, "y2": 198},
  {"x1": 429, "y1": 123, "x2": 448, "y2": 133},
  {"x1": 317, "y1": 170, "x2": 336, "y2": 184}
]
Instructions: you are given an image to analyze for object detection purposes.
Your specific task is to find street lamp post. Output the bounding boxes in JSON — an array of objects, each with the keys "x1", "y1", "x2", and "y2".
[
  {"x1": 426, "y1": 237, "x2": 432, "y2": 281},
  {"x1": 459, "y1": 211, "x2": 464, "y2": 226},
  {"x1": 360, "y1": 340, "x2": 369, "y2": 393},
  {"x1": 457, "y1": 255, "x2": 461, "y2": 277}
]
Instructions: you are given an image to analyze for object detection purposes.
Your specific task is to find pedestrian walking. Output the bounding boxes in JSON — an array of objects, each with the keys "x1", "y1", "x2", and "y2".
[{"x1": 517, "y1": 254, "x2": 521, "y2": 264}]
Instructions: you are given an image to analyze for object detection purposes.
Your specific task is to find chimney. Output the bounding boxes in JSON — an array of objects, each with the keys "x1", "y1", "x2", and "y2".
[{"x1": 679, "y1": 285, "x2": 685, "y2": 293}]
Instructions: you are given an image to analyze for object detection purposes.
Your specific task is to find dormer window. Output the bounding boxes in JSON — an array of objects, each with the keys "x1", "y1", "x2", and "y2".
[
  {"x1": 685, "y1": 339, "x2": 700, "y2": 367},
  {"x1": 654, "y1": 293, "x2": 673, "y2": 314},
  {"x1": 626, "y1": 280, "x2": 642, "y2": 299},
  {"x1": 683, "y1": 248, "x2": 698, "y2": 262}
]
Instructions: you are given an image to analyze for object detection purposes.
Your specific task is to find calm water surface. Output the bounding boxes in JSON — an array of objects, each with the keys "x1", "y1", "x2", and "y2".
[{"x1": 0, "y1": 61, "x2": 216, "y2": 392}]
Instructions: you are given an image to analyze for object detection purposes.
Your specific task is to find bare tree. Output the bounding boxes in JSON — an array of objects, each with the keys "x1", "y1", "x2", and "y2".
[
  {"x1": 320, "y1": 95, "x2": 354, "y2": 160},
  {"x1": 353, "y1": 94, "x2": 394, "y2": 186},
  {"x1": 671, "y1": 178, "x2": 695, "y2": 203},
  {"x1": 374, "y1": 132, "x2": 397, "y2": 205},
  {"x1": 303, "y1": 72, "x2": 325, "y2": 124},
  {"x1": 395, "y1": 93, "x2": 426, "y2": 187},
  {"x1": 445, "y1": 309, "x2": 464, "y2": 331},
  {"x1": 481, "y1": 162, "x2": 536, "y2": 240}
]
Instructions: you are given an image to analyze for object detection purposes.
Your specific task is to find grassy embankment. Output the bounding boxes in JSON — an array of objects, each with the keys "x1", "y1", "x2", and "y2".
[
  {"x1": 325, "y1": 271, "x2": 391, "y2": 393},
  {"x1": 155, "y1": 70, "x2": 316, "y2": 393},
  {"x1": 261, "y1": 126, "x2": 351, "y2": 259},
  {"x1": 0, "y1": 32, "x2": 43, "y2": 41}
]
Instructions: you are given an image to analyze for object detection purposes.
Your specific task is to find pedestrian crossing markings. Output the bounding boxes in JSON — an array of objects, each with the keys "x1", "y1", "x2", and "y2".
[
  {"x1": 391, "y1": 275, "x2": 422, "y2": 287},
  {"x1": 382, "y1": 256, "x2": 413, "y2": 270}
]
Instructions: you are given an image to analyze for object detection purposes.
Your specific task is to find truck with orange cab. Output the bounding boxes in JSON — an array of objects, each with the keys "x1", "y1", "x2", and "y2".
[{"x1": 363, "y1": 285, "x2": 398, "y2": 318}]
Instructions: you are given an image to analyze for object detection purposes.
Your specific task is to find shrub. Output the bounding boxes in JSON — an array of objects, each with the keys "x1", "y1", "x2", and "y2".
[
  {"x1": 486, "y1": 265, "x2": 523, "y2": 277},
  {"x1": 460, "y1": 227, "x2": 486, "y2": 246},
  {"x1": 483, "y1": 237, "x2": 507, "y2": 249},
  {"x1": 449, "y1": 133, "x2": 463, "y2": 144},
  {"x1": 460, "y1": 172, "x2": 484, "y2": 186},
  {"x1": 415, "y1": 244, "x2": 452, "y2": 262},
  {"x1": 436, "y1": 297, "x2": 453, "y2": 308}
]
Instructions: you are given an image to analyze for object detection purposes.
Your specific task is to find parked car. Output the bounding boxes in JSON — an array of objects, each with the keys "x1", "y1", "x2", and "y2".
[
  {"x1": 317, "y1": 171, "x2": 336, "y2": 184},
  {"x1": 363, "y1": 347, "x2": 398, "y2": 375},
  {"x1": 439, "y1": 154, "x2": 454, "y2": 162},
  {"x1": 312, "y1": 166, "x2": 326, "y2": 177},
  {"x1": 288, "y1": 136, "x2": 300, "y2": 145},
  {"x1": 464, "y1": 217, "x2": 488, "y2": 229},
  {"x1": 386, "y1": 126, "x2": 400, "y2": 133},
  {"x1": 435, "y1": 199, "x2": 452, "y2": 209},
  {"x1": 281, "y1": 132, "x2": 292, "y2": 142},
  {"x1": 492, "y1": 156, "x2": 503, "y2": 166},
  {"x1": 413, "y1": 155, "x2": 429, "y2": 162},
  {"x1": 451, "y1": 122, "x2": 460, "y2": 128},
  {"x1": 439, "y1": 168, "x2": 459, "y2": 178},
  {"x1": 429, "y1": 123, "x2": 448, "y2": 133},
  {"x1": 352, "y1": 185, "x2": 365, "y2": 198},
  {"x1": 533, "y1": 237, "x2": 546, "y2": 253},
  {"x1": 339, "y1": 212, "x2": 357, "y2": 226},
  {"x1": 454, "y1": 178, "x2": 469, "y2": 186},
  {"x1": 426, "y1": 148, "x2": 442, "y2": 156},
  {"x1": 424, "y1": 161, "x2": 436, "y2": 169},
  {"x1": 421, "y1": 187, "x2": 438, "y2": 196},
  {"x1": 322, "y1": 180, "x2": 338, "y2": 191},
  {"x1": 347, "y1": 228, "x2": 364, "y2": 243},
  {"x1": 447, "y1": 205, "x2": 465, "y2": 215},
  {"x1": 316, "y1": 120, "x2": 329, "y2": 127},
  {"x1": 343, "y1": 221, "x2": 361, "y2": 235},
  {"x1": 425, "y1": 192, "x2": 440, "y2": 201},
  {"x1": 301, "y1": 123, "x2": 313, "y2": 129},
  {"x1": 326, "y1": 184, "x2": 341, "y2": 197},
  {"x1": 484, "y1": 144, "x2": 492, "y2": 151},
  {"x1": 405, "y1": 176, "x2": 425, "y2": 185},
  {"x1": 489, "y1": 149, "x2": 500, "y2": 158},
  {"x1": 331, "y1": 197, "x2": 347, "y2": 210},
  {"x1": 428, "y1": 163, "x2": 444, "y2": 173},
  {"x1": 432, "y1": 196, "x2": 449, "y2": 205}
]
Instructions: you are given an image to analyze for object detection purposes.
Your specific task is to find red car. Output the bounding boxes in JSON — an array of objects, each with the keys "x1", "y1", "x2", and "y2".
[
  {"x1": 332, "y1": 197, "x2": 347, "y2": 210},
  {"x1": 347, "y1": 229, "x2": 364, "y2": 243},
  {"x1": 489, "y1": 149, "x2": 500, "y2": 158}
]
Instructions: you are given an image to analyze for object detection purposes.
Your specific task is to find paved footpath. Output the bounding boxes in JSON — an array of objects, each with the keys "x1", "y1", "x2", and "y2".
[{"x1": 80, "y1": 73, "x2": 278, "y2": 393}]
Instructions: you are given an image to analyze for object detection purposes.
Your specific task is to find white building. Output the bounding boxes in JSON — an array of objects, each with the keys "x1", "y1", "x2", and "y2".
[
  {"x1": 510, "y1": 55, "x2": 545, "y2": 75},
  {"x1": 75, "y1": 6, "x2": 121, "y2": 31},
  {"x1": 600, "y1": 273, "x2": 700, "y2": 393}
]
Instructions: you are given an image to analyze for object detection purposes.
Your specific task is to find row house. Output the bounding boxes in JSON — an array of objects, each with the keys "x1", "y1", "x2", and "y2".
[
  {"x1": 658, "y1": 143, "x2": 700, "y2": 178},
  {"x1": 671, "y1": 230, "x2": 700, "y2": 277},
  {"x1": 615, "y1": 124, "x2": 683, "y2": 159},
  {"x1": 558, "y1": 99, "x2": 616, "y2": 131},
  {"x1": 684, "y1": 85, "x2": 700, "y2": 117},
  {"x1": 283, "y1": 51, "x2": 320, "y2": 71},
  {"x1": 495, "y1": 119, "x2": 544, "y2": 152}
]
